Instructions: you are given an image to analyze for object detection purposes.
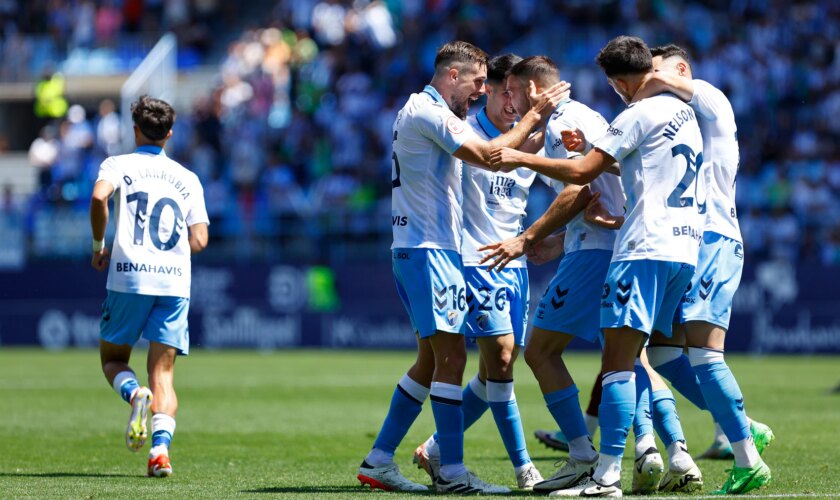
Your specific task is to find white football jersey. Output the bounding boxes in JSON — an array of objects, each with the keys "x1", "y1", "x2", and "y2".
[
  {"x1": 544, "y1": 100, "x2": 625, "y2": 254},
  {"x1": 96, "y1": 146, "x2": 208, "y2": 298},
  {"x1": 391, "y1": 85, "x2": 479, "y2": 252},
  {"x1": 593, "y1": 94, "x2": 705, "y2": 265},
  {"x1": 689, "y1": 79, "x2": 741, "y2": 242},
  {"x1": 461, "y1": 108, "x2": 547, "y2": 267}
]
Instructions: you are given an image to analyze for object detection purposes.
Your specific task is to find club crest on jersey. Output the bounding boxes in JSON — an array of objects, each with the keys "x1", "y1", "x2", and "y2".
[
  {"x1": 446, "y1": 116, "x2": 465, "y2": 134},
  {"x1": 447, "y1": 310, "x2": 459, "y2": 327},
  {"x1": 734, "y1": 243, "x2": 744, "y2": 259},
  {"x1": 476, "y1": 312, "x2": 490, "y2": 330}
]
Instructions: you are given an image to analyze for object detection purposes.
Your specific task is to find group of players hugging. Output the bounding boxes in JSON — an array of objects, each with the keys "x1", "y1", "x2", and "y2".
[{"x1": 357, "y1": 36, "x2": 773, "y2": 497}]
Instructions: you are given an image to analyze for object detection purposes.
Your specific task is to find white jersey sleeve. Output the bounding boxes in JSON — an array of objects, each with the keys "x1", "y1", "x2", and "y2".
[
  {"x1": 545, "y1": 100, "x2": 625, "y2": 254},
  {"x1": 391, "y1": 85, "x2": 478, "y2": 252},
  {"x1": 592, "y1": 94, "x2": 705, "y2": 265},
  {"x1": 101, "y1": 149, "x2": 207, "y2": 298},
  {"x1": 689, "y1": 79, "x2": 741, "y2": 242}
]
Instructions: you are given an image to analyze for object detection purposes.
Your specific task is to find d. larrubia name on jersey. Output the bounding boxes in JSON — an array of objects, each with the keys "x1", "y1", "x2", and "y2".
[
  {"x1": 97, "y1": 147, "x2": 209, "y2": 298},
  {"x1": 593, "y1": 94, "x2": 705, "y2": 264}
]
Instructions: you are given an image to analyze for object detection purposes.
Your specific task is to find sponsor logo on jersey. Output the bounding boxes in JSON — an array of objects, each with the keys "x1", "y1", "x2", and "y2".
[
  {"x1": 115, "y1": 262, "x2": 183, "y2": 276},
  {"x1": 446, "y1": 116, "x2": 465, "y2": 134},
  {"x1": 392, "y1": 215, "x2": 408, "y2": 226},
  {"x1": 607, "y1": 125, "x2": 623, "y2": 136},
  {"x1": 488, "y1": 175, "x2": 515, "y2": 198},
  {"x1": 672, "y1": 225, "x2": 702, "y2": 241}
]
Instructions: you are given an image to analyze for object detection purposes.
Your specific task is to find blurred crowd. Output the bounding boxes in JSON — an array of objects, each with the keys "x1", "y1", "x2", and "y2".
[{"x1": 11, "y1": 0, "x2": 840, "y2": 265}]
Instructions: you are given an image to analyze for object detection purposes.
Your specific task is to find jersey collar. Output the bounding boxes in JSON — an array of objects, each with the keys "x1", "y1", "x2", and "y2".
[
  {"x1": 552, "y1": 98, "x2": 572, "y2": 117},
  {"x1": 422, "y1": 85, "x2": 445, "y2": 104},
  {"x1": 135, "y1": 145, "x2": 165, "y2": 155},
  {"x1": 475, "y1": 107, "x2": 502, "y2": 139}
]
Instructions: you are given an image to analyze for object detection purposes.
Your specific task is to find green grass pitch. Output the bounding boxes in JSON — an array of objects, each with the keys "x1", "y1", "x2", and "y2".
[{"x1": 1, "y1": 349, "x2": 837, "y2": 498}]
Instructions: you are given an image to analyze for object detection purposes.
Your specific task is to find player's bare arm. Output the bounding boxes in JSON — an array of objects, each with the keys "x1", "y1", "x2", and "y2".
[
  {"x1": 188, "y1": 223, "x2": 209, "y2": 253},
  {"x1": 584, "y1": 191, "x2": 624, "y2": 229},
  {"x1": 525, "y1": 232, "x2": 565, "y2": 265},
  {"x1": 478, "y1": 183, "x2": 591, "y2": 271},
  {"x1": 491, "y1": 145, "x2": 615, "y2": 185},
  {"x1": 89, "y1": 179, "x2": 114, "y2": 271},
  {"x1": 633, "y1": 71, "x2": 694, "y2": 103},
  {"x1": 454, "y1": 80, "x2": 570, "y2": 167}
]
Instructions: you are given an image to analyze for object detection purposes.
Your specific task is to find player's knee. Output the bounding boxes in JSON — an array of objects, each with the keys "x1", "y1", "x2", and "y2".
[{"x1": 524, "y1": 345, "x2": 546, "y2": 371}]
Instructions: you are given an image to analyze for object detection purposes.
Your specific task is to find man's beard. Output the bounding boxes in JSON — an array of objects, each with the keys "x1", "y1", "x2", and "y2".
[{"x1": 449, "y1": 94, "x2": 469, "y2": 119}]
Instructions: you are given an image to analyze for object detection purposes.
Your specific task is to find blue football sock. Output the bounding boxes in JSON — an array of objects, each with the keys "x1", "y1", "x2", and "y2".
[
  {"x1": 112, "y1": 371, "x2": 140, "y2": 404},
  {"x1": 651, "y1": 388, "x2": 685, "y2": 447},
  {"x1": 151, "y1": 413, "x2": 175, "y2": 449},
  {"x1": 649, "y1": 346, "x2": 708, "y2": 411},
  {"x1": 688, "y1": 348, "x2": 750, "y2": 443},
  {"x1": 431, "y1": 382, "x2": 464, "y2": 467},
  {"x1": 372, "y1": 374, "x2": 428, "y2": 457},
  {"x1": 433, "y1": 374, "x2": 488, "y2": 443},
  {"x1": 633, "y1": 361, "x2": 653, "y2": 438},
  {"x1": 599, "y1": 371, "x2": 636, "y2": 458},
  {"x1": 487, "y1": 379, "x2": 530, "y2": 467},
  {"x1": 544, "y1": 384, "x2": 589, "y2": 442}
]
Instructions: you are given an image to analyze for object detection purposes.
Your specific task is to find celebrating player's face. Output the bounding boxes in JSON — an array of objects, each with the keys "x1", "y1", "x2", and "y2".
[
  {"x1": 450, "y1": 63, "x2": 487, "y2": 119},
  {"x1": 487, "y1": 82, "x2": 517, "y2": 126},
  {"x1": 505, "y1": 75, "x2": 530, "y2": 118}
]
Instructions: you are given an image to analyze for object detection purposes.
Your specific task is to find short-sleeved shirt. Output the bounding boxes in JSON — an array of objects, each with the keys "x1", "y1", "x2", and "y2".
[
  {"x1": 391, "y1": 85, "x2": 479, "y2": 252},
  {"x1": 592, "y1": 93, "x2": 705, "y2": 265},
  {"x1": 689, "y1": 79, "x2": 741, "y2": 242},
  {"x1": 97, "y1": 146, "x2": 209, "y2": 298},
  {"x1": 544, "y1": 100, "x2": 626, "y2": 254},
  {"x1": 460, "y1": 107, "x2": 558, "y2": 267}
]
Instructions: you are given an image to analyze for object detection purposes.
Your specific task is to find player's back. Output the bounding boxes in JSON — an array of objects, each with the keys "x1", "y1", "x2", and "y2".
[
  {"x1": 545, "y1": 99, "x2": 625, "y2": 254},
  {"x1": 391, "y1": 85, "x2": 475, "y2": 252},
  {"x1": 99, "y1": 147, "x2": 207, "y2": 298},
  {"x1": 460, "y1": 108, "x2": 537, "y2": 267},
  {"x1": 594, "y1": 94, "x2": 705, "y2": 265},
  {"x1": 689, "y1": 79, "x2": 741, "y2": 242}
]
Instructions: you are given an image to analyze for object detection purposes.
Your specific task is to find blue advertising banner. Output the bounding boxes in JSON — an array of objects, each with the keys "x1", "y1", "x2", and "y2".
[{"x1": 1, "y1": 259, "x2": 838, "y2": 353}]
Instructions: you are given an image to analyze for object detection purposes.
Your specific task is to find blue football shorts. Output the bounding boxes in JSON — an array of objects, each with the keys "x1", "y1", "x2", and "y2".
[
  {"x1": 463, "y1": 265, "x2": 529, "y2": 346},
  {"x1": 100, "y1": 290, "x2": 190, "y2": 355},
  {"x1": 392, "y1": 248, "x2": 467, "y2": 338},
  {"x1": 600, "y1": 259, "x2": 695, "y2": 337}
]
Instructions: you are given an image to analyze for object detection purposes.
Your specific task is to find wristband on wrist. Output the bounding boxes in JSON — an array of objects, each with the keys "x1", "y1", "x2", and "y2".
[{"x1": 92, "y1": 239, "x2": 104, "y2": 252}]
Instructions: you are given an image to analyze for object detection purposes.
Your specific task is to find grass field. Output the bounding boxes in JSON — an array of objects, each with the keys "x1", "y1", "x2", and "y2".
[{"x1": 1, "y1": 349, "x2": 838, "y2": 498}]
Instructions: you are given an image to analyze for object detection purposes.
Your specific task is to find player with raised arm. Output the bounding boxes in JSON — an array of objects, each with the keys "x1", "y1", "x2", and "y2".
[
  {"x1": 491, "y1": 36, "x2": 706, "y2": 497},
  {"x1": 89, "y1": 95, "x2": 209, "y2": 478},
  {"x1": 480, "y1": 55, "x2": 621, "y2": 494},
  {"x1": 482, "y1": 55, "x2": 702, "y2": 495},
  {"x1": 356, "y1": 40, "x2": 569, "y2": 494},
  {"x1": 636, "y1": 44, "x2": 772, "y2": 494},
  {"x1": 411, "y1": 53, "x2": 550, "y2": 491}
]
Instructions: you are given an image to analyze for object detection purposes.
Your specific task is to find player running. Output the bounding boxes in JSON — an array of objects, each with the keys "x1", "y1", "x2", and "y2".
[
  {"x1": 636, "y1": 44, "x2": 772, "y2": 494},
  {"x1": 491, "y1": 36, "x2": 706, "y2": 497},
  {"x1": 356, "y1": 40, "x2": 568, "y2": 494},
  {"x1": 89, "y1": 95, "x2": 209, "y2": 477}
]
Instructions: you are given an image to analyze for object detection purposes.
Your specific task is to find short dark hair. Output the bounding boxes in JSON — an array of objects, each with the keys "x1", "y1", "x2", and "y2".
[
  {"x1": 509, "y1": 55, "x2": 560, "y2": 84},
  {"x1": 651, "y1": 44, "x2": 692, "y2": 70},
  {"x1": 486, "y1": 53, "x2": 523, "y2": 84},
  {"x1": 434, "y1": 41, "x2": 488, "y2": 72},
  {"x1": 131, "y1": 95, "x2": 175, "y2": 141},
  {"x1": 596, "y1": 36, "x2": 652, "y2": 77}
]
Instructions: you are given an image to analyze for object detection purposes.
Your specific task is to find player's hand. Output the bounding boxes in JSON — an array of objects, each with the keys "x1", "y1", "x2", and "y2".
[
  {"x1": 561, "y1": 128, "x2": 586, "y2": 153},
  {"x1": 478, "y1": 236, "x2": 527, "y2": 272},
  {"x1": 584, "y1": 192, "x2": 624, "y2": 229},
  {"x1": 91, "y1": 247, "x2": 110, "y2": 271},
  {"x1": 529, "y1": 80, "x2": 571, "y2": 121},
  {"x1": 526, "y1": 233, "x2": 565, "y2": 265},
  {"x1": 490, "y1": 147, "x2": 523, "y2": 172}
]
